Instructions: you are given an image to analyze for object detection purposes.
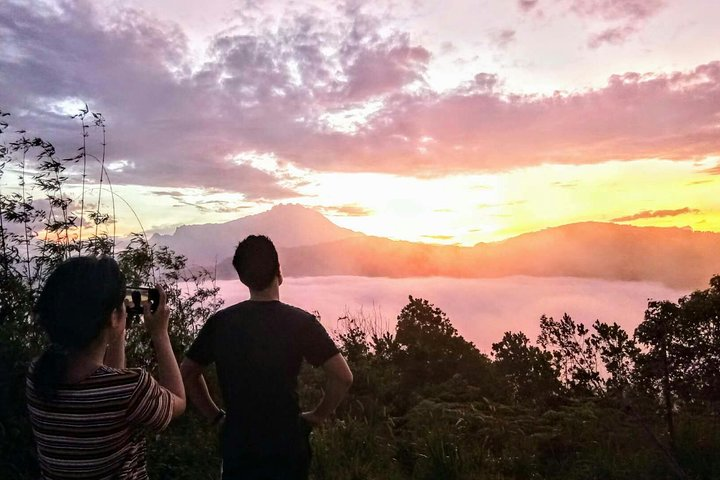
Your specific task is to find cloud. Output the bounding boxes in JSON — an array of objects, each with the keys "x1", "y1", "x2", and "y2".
[
  {"x1": 518, "y1": 0, "x2": 540, "y2": 12},
  {"x1": 570, "y1": 0, "x2": 665, "y2": 22},
  {"x1": 0, "y1": 0, "x2": 433, "y2": 186},
  {"x1": 552, "y1": 181, "x2": 579, "y2": 188},
  {"x1": 490, "y1": 29, "x2": 516, "y2": 49},
  {"x1": 149, "y1": 189, "x2": 255, "y2": 214},
  {"x1": 611, "y1": 207, "x2": 700, "y2": 223},
  {"x1": 520, "y1": 0, "x2": 667, "y2": 47},
  {"x1": 216, "y1": 275, "x2": 687, "y2": 352},
  {"x1": 1, "y1": 0, "x2": 717, "y2": 187},
  {"x1": 317, "y1": 204, "x2": 373, "y2": 217},
  {"x1": 0, "y1": 0, "x2": 302, "y2": 200},
  {"x1": 704, "y1": 162, "x2": 720, "y2": 175},
  {"x1": 519, "y1": 0, "x2": 666, "y2": 20},
  {"x1": 341, "y1": 36, "x2": 431, "y2": 100},
  {"x1": 476, "y1": 200, "x2": 527, "y2": 209},
  {"x1": 329, "y1": 62, "x2": 720, "y2": 174},
  {"x1": 472, "y1": 73, "x2": 500, "y2": 92},
  {"x1": 573, "y1": 0, "x2": 667, "y2": 47},
  {"x1": 587, "y1": 25, "x2": 637, "y2": 48},
  {"x1": 421, "y1": 234, "x2": 454, "y2": 240}
]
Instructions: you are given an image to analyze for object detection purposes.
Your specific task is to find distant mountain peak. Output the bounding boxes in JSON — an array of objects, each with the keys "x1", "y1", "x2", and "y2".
[
  {"x1": 266, "y1": 203, "x2": 319, "y2": 214},
  {"x1": 152, "y1": 203, "x2": 364, "y2": 266},
  {"x1": 247, "y1": 203, "x2": 335, "y2": 221}
]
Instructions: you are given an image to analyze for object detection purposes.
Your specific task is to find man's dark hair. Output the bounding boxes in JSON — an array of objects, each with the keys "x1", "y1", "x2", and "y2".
[{"x1": 232, "y1": 235, "x2": 280, "y2": 291}]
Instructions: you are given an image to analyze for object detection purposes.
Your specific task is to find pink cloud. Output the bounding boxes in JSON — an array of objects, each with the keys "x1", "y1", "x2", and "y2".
[
  {"x1": 1, "y1": 0, "x2": 717, "y2": 187},
  {"x1": 216, "y1": 276, "x2": 687, "y2": 352},
  {"x1": 343, "y1": 40, "x2": 431, "y2": 100},
  {"x1": 313, "y1": 62, "x2": 720, "y2": 174},
  {"x1": 490, "y1": 29, "x2": 516, "y2": 49},
  {"x1": 570, "y1": 0, "x2": 666, "y2": 21},
  {"x1": 518, "y1": 0, "x2": 540, "y2": 12},
  {"x1": 520, "y1": 0, "x2": 665, "y2": 20},
  {"x1": 0, "y1": 1, "x2": 434, "y2": 190},
  {"x1": 520, "y1": 0, "x2": 667, "y2": 47},
  {"x1": 588, "y1": 24, "x2": 637, "y2": 48},
  {"x1": 575, "y1": 0, "x2": 667, "y2": 47},
  {"x1": 473, "y1": 73, "x2": 500, "y2": 92}
]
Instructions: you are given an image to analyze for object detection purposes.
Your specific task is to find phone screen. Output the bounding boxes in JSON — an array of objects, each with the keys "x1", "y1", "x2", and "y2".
[{"x1": 125, "y1": 286, "x2": 159, "y2": 316}]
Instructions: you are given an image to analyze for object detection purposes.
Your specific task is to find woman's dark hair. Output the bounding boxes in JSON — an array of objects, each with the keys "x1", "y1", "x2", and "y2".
[
  {"x1": 232, "y1": 235, "x2": 280, "y2": 291},
  {"x1": 33, "y1": 256, "x2": 126, "y2": 399}
]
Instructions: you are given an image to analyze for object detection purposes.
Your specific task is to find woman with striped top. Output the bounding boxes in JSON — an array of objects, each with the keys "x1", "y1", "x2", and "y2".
[{"x1": 26, "y1": 256, "x2": 186, "y2": 479}]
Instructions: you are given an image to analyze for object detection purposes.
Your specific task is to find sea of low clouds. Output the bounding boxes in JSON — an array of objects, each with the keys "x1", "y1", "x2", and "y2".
[{"x1": 213, "y1": 275, "x2": 687, "y2": 353}]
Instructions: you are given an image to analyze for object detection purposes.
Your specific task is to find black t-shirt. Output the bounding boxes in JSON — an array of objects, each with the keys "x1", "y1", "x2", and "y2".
[{"x1": 186, "y1": 300, "x2": 339, "y2": 464}]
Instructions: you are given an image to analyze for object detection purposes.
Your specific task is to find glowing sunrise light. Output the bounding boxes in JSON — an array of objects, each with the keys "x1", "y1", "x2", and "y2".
[
  {"x1": 46, "y1": 97, "x2": 86, "y2": 116},
  {"x1": 296, "y1": 172, "x2": 505, "y2": 245},
  {"x1": 277, "y1": 156, "x2": 720, "y2": 246}
]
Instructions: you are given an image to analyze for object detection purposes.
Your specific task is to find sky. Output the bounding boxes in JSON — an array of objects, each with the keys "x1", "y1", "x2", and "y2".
[{"x1": 1, "y1": 0, "x2": 719, "y2": 245}]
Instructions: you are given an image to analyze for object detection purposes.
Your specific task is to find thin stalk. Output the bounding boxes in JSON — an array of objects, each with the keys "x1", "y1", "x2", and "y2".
[
  {"x1": 87, "y1": 153, "x2": 116, "y2": 255},
  {"x1": 109, "y1": 190, "x2": 156, "y2": 282},
  {"x1": 53, "y1": 167, "x2": 71, "y2": 256},
  {"x1": 94, "y1": 118, "x2": 106, "y2": 239},
  {"x1": 20, "y1": 148, "x2": 32, "y2": 285},
  {"x1": 0, "y1": 185, "x2": 7, "y2": 273},
  {"x1": 106, "y1": 164, "x2": 116, "y2": 255},
  {"x1": 41, "y1": 162, "x2": 59, "y2": 280},
  {"x1": 78, "y1": 111, "x2": 88, "y2": 254}
]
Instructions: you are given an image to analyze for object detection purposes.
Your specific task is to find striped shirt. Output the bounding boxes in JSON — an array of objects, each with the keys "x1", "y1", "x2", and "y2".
[{"x1": 26, "y1": 364, "x2": 173, "y2": 480}]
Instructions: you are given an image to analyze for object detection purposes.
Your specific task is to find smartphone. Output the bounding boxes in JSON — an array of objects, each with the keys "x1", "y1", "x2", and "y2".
[{"x1": 125, "y1": 286, "x2": 160, "y2": 316}]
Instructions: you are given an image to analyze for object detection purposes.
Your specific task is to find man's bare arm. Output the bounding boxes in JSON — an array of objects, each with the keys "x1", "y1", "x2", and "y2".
[
  {"x1": 302, "y1": 353, "x2": 353, "y2": 425},
  {"x1": 180, "y1": 358, "x2": 222, "y2": 422}
]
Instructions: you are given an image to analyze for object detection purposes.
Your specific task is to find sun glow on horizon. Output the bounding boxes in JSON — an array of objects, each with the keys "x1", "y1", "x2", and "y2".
[
  {"x1": 97, "y1": 156, "x2": 720, "y2": 246},
  {"x1": 312, "y1": 158, "x2": 720, "y2": 245},
  {"x1": 3, "y1": 154, "x2": 718, "y2": 246}
]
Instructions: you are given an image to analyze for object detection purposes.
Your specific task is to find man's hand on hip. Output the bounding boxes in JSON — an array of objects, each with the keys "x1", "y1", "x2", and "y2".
[{"x1": 300, "y1": 410, "x2": 325, "y2": 427}]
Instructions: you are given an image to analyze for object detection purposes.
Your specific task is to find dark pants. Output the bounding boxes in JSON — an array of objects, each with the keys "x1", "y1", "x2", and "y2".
[{"x1": 221, "y1": 417, "x2": 313, "y2": 480}]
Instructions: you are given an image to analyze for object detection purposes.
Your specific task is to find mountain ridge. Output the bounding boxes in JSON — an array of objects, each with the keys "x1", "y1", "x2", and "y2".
[{"x1": 152, "y1": 204, "x2": 720, "y2": 289}]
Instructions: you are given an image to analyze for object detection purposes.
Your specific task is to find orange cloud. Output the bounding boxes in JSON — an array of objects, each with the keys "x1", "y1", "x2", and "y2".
[
  {"x1": 318, "y1": 205, "x2": 373, "y2": 217},
  {"x1": 704, "y1": 162, "x2": 720, "y2": 175},
  {"x1": 611, "y1": 207, "x2": 700, "y2": 223}
]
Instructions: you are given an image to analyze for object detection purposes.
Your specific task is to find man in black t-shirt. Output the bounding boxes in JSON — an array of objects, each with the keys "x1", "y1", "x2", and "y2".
[{"x1": 181, "y1": 235, "x2": 353, "y2": 480}]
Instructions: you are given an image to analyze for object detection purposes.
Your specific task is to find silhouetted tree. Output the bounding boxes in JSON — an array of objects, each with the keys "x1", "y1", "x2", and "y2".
[
  {"x1": 492, "y1": 331, "x2": 560, "y2": 403},
  {"x1": 591, "y1": 320, "x2": 639, "y2": 394},
  {"x1": 635, "y1": 275, "x2": 720, "y2": 448},
  {"x1": 537, "y1": 313, "x2": 639, "y2": 398},
  {"x1": 395, "y1": 296, "x2": 487, "y2": 387},
  {"x1": 538, "y1": 313, "x2": 602, "y2": 395},
  {"x1": 676, "y1": 275, "x2": 720, "y2": 409}
]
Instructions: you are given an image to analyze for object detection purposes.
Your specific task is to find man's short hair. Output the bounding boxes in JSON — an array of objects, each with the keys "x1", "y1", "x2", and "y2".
[{"x1": 232, "y1": 235, "x2": 280, "y2": 291}]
